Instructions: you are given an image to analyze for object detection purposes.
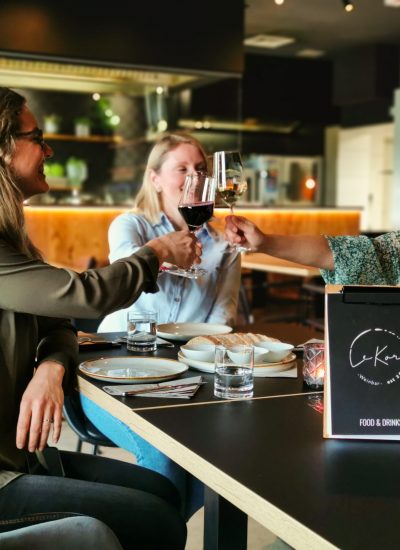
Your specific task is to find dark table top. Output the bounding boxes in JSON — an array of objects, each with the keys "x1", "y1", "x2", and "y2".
[
  {"x1": 137, "y1": 393, "x2": 400, "y2": 550},
  {"x1": 78, "y1": 327, "x2": 319, "y2": 411},
  {"x1": 77, "y1": 323, "x2": 332, "y2": 548}
]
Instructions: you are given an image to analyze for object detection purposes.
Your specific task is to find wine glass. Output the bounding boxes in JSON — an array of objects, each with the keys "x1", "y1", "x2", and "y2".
[
  {"x1": 213, "y1": 150, "x2": 250, "y2": 253},
  {"x1": 161, "y1": 172, "x2": 216, "y2": 279}
]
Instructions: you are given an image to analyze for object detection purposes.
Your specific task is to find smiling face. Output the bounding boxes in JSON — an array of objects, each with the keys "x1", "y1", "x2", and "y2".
[
  {"x1": 9, "y1": 104, "x2": 53, "y2": 199},
  {"x1": 150, "y1": 143, "x2": 206, "y2": 222}
]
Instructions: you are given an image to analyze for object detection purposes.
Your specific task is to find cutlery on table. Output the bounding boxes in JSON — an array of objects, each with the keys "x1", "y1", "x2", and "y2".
[
  {"x1": 116, "y1": 335, "x2": 175, "y2": 348},
  {"x1": 78, "y1": 337, "x2": 121, "y2": 347},
  {"x1": 79, "y1": 336, "x2": 117, "y2": 343},
  {"x1": 120, "y1": 381, "x2": 207, "y2": 397}
]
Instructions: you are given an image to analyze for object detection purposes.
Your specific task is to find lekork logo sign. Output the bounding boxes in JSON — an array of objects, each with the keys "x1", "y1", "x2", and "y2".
[{"x1": 349, "y1": 328, "x2": 400, "y2": 386}]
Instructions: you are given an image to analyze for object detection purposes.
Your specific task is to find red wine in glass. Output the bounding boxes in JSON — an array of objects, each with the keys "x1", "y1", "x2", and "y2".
[
  {"x1": 161, "y1": 173, "x2": 216, "y2": 279},
  {"x1": 178, "y1": 201, "x2": 214, "y2": 231}
]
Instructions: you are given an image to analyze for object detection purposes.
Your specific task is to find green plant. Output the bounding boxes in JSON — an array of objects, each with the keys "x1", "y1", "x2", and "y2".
[
  {"x1": 44, "y1": 162, "x2": 65, "y2": 177},
  {"x1": 44, "y1": 114, "x2": 61, "y2": 123},
  {"x1": 74, "y1": 116, "x2": 92, "y2": 126}
]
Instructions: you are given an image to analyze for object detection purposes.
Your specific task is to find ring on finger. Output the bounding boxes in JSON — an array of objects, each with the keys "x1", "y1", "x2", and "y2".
[{"x1": 42, "y1": 418, "x2": 54, "y2": 424}]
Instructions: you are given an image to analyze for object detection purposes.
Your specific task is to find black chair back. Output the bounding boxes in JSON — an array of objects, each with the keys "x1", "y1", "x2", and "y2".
[{"x1": 63, "y1": 389, "x2": 116, "y2": 455}]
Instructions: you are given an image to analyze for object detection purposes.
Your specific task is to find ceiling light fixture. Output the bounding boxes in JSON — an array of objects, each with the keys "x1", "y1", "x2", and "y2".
[
  {"x1": 274, "y1": 0, "x2": 285, "y2": 5},
  {"x1": 244, "y1": 34, "x2": 295, "y2": 49},
  {"x1": 342, "y1": 0, "x2": 355, "y2": 12},
  {"x1": 384, "y1": 0, "x2": 400, "y2": 6},
  {"x1": 296, "y1": 49, "x2": 325, "y2": 58}
]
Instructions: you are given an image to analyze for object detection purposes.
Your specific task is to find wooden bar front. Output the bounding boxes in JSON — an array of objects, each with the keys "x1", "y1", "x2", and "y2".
[{"x1": 25, "y1": 206, "x2": 361, "y2": 270}]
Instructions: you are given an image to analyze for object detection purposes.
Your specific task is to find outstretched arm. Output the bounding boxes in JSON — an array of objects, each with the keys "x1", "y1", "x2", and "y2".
[
  {"x1": 225, "y1": 215, "x2": 334, "y2": 270},
  {"x1": 0, "y1": 234, "x2": 199, "y2": 320}
]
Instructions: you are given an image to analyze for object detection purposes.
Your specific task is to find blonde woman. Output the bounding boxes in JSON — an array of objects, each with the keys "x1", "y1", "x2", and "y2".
[
  {"x1": 99, "y1": 131, "x2": 240, "y2": 330},
  {"x1": 87, "y1": 133, "x2": 241, "y2": 519}
]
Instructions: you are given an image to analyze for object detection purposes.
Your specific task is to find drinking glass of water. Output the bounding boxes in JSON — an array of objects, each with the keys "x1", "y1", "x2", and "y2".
[
  {"x1": 214, "y1": 345, "x2": 254, "y2": 399},
  {"x1": 127, "y1": 310, "x2": 158, "y2": 352}
]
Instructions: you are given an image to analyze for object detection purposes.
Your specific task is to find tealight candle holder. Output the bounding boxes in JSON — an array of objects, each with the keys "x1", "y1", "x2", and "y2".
[{"x1": 303, "y1": 342, "x2": 325, "y2": 388}]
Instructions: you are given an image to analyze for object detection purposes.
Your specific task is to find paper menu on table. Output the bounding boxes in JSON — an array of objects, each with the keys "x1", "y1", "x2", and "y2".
[{"x1": 324, "y1": 284, "x2": 400, "y2": 440}]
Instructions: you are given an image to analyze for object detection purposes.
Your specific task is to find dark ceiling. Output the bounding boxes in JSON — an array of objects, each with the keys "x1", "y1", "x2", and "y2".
[{"x1": 245, "y1": 0, "x2": 400, "y2": 59}]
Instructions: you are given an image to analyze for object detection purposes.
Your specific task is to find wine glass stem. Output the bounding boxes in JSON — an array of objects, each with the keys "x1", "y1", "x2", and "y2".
[{"x1": 189, "y1": 228, "x2": 200, "y2": 272}]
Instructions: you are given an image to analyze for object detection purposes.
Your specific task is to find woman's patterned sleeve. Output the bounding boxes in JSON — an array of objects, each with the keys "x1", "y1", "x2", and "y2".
[{"x1": 320, "y1": 234, "x2": 398, "y2": 285}]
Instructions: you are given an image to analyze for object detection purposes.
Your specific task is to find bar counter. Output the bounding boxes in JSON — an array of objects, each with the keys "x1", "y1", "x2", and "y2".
[{"x1": 24, "y1": 206, "x2": 361, "y2": 270}]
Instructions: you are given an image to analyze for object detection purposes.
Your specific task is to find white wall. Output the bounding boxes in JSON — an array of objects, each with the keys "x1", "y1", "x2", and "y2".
[
  {"x1": 336, "y1": 123, "x2": 394, "y2": 231},
  {"x1": 324, "y1": 126, "x2": 339, "y2": 207}
]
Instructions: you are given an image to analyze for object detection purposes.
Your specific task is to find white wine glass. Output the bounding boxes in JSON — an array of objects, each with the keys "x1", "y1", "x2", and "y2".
[
  {"x1": 213, "y1": 150, "x2": 250, "y2": 253},
  {"x1": 160, "y1": 172, "x2": 216, "y2": 279}
]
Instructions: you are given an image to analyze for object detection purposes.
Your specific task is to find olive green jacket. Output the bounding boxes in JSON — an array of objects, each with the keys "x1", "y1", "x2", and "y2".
[{"x1": 0, "y1": 239, "x2": 159, "y2": 489}]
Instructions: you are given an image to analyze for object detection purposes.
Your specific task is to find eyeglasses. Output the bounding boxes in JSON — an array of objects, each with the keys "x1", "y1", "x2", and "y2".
[{"x1": 14, "y1": 128, "x2": 47, "y2": 150}]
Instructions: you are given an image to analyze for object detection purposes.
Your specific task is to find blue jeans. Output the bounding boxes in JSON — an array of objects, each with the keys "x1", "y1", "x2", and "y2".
[
  {"x1": 0, "y1": 516, "x2": 123, "y2": 550},
  {"x1": 0, "y1": 451, "x2": 186, "y2": 550},
  {"x1": 80, "y1": 394, "x2": 204, "y2": 520}
]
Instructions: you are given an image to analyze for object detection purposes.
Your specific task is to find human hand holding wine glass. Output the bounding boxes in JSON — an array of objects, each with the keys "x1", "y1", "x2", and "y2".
[
  {"x1": 213, "y1": 150, "x2": 250, "y2": 253},
  {"x1": 162, "y1": 172, "x2": 215, "y2": 279}
]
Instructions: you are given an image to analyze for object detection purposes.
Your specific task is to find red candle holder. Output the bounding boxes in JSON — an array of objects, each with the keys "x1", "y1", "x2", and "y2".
[{"x1": 303, "y1": 342, "x2": 325, "y2": 388}]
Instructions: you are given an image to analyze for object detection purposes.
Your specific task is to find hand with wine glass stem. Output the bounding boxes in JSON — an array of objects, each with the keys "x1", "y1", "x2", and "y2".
[
  {"x1": 172, "y1": 172, "x2": 216, "y2": 278},
  {"x1": 213, "y1": 150, "x2": 250, "y2": 253}
]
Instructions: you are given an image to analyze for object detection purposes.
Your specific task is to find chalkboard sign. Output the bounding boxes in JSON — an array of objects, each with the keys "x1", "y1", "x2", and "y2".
[{"x1": 324, "y1": 284, "x2": 400, "y2": 440}]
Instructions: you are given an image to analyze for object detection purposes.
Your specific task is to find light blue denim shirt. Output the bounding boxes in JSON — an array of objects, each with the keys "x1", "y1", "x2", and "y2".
[{"x1": 98, "y1": 212, "x2": 241, "y2": 331}]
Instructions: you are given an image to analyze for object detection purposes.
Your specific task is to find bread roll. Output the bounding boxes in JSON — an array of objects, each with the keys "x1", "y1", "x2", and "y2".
[{"x1": 186, "y1": 332, "x2": 279, "y2": 346}]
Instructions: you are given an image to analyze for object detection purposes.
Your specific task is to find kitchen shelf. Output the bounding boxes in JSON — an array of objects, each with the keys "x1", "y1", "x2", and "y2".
[
  {"x1": 49, "y1": 186, "x2": 71, "y2": 191},
  {"x1": 43, "y1": 133, "x2": 124, "y2": 144}
]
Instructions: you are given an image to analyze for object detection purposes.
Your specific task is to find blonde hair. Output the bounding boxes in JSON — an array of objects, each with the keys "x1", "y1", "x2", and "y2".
[
  {"x1": 133, "y1": 131, "x2": 207, "y2": 223},
  {"x1": 0, "y1": 88, "x2": 41, "y2": 259}
]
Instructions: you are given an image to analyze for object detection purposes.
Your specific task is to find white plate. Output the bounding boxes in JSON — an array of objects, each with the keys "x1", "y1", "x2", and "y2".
[
  {"x1": 177, "y1": 351, "x2": 297, "y2": 377},
  {"x1": 79, "y1": 357, "x2": 188, "y2": 384},
  {"x1": 157, "y1": 323, "x2": 232, "y2": 343}
]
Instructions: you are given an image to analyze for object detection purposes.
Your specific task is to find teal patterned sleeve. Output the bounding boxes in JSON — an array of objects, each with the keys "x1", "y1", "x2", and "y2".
[{"x1": 320, "y1": 232, "x2": 400, "y2": 285}]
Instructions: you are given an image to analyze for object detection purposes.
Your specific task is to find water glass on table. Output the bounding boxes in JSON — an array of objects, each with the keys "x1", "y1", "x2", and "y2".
[
  {"x1": 214, "y1": 345, "x2": 254, "y2": 399},
  {"x1": 127, "y1": 310, "x2": 157, "y2": 352}
]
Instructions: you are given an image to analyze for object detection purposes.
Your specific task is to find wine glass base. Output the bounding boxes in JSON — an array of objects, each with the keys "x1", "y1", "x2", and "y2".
[
  {"x1": 235, "y1": 245, "x2": 251, "y2": 253},
  {"x1": 159, "y1": 265, "x2": 207, "y2": 279},
  {"x1": 227, "y1": 245, "x2": 251, "y2": 254}
]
